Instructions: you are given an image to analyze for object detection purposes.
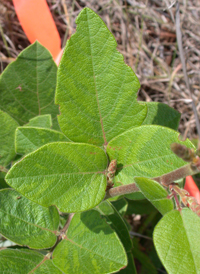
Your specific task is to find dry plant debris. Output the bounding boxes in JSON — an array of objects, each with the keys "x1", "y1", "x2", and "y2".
[{"x1": 0, "y1": 0, "x2": 200, "y2": 139}]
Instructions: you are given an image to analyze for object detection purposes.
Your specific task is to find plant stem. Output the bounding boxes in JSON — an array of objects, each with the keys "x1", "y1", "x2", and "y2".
[
  {"x1": 104, "y1": 163, "x2": 200, "y2": 199},
  {"x1": 60, "y1": 213, "x2": 75, "y2": 234},
  {"x1": 50, "y1": 213, "x2": 75, "y2": 253},
  {"x1": 104, "y1": 183, "x2": 139, "y2": 200},
  {"x1": 153, "y1": 164, "x2": 199, "y2": 186}
]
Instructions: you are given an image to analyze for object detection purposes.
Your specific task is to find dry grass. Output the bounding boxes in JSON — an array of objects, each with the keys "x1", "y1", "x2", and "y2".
[{"x1": 1, "y1": 0, "x2": 200, "y2": 140}]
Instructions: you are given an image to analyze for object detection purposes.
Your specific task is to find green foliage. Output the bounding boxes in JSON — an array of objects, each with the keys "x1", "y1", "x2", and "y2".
[
  {"x1": 96, "y1": 201, "x2": 132, "y2": 252},
  {"x1": 0, "y1": 7, "x2": 200, "y2": 274},
  {"x1": 53, "y1": 210, "x2": 127, "y2": 274},
  {"x1": 55, "y1": 8, "x2": 146, "y2": 146},
  {"x1": 107, "y1": 125, "x2": 194, "y2": 184},
  {"x1": 15, "y1": 126, "x2": 69, "y2": 154},
  {"x1": 132, "y1": 238, "x2": 158, "y2": 274},
  {"x1": 111, "y1": 198, "x2": 128, "y2": 216},
  {"x1": 126, "y1": 198, "x2": 157, "y2": 215},
  {"x1": 26, "y1": 114, "x2": 52, "y2": 128},
  {"x1": 154, "y1": 209, "x2": 200, "y2": 274},
  {"x1": 135, "y1": 177, "x2": 174, "y2": 215},
  {"x1": 6, "y1": 142, "x2": 107, "y2": 212},
  {"x1": 0, "y1": 189, "x2": 59, "y2": 249},
  {"x1": 142, "y1": 101, "x2": 181, "y2": 130},
  {"x1": 0, "y1": 172, "x2": 9, "y2": 189},
  {"x1": 0, "y1": 42, "x2": 59, "y2": 129},
  {"x1": 0, "y1": 249, "x2": 63, "y2": 273},
  {"x1": 0, "y1": 110, "x2": 18, "y2": 166}
]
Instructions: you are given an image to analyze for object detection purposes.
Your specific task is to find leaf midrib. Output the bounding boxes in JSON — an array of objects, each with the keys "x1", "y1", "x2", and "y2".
[
  {"x1": 65, "y1": 236, "x2": 124, "y2": 266},
  {"x1": 0, "y1": 208, "x2": 56, "y2": 234},
  {"x1": 7, "y1": 171, "x2": 105, "y2": 180},
  {"x1": 86, "y1": 10, "x2": 107, "y2": 145},
  {"x1": 116, "y1": 153, "x2": 183, "y2": 170}
]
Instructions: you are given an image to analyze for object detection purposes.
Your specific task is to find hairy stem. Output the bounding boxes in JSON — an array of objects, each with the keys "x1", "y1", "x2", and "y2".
[
  {"x1": 153, "y1": 164, "x2": 199, "y2": 186},
  {"x1": 104, "y1": 183, "x2": 139, "y2": 200},
  {"x1": 104, "y1": 163, "x2": 200, "y2": 199}
]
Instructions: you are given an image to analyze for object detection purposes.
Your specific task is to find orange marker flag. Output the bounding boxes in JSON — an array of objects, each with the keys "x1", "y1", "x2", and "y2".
[
  {"x1": 13, "y1": 0, "x2": 62, "y2": 60},
  {"x1": 184, "y1": 176, "x2": 200, "y2": 204}
]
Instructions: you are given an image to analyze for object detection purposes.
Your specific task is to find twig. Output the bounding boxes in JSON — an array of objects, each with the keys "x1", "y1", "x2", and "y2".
[
  {"x1": 50, "y1": 213, "x2": 75, "y2": 253},
  {"x1": 60, "y1": 213, "x2": 75, "y2": 234},
  {"x1": 0, "y1": 24, "x2": 11, "y2": 57},
  {"x1": 129, "y1": 231, "x2": 152, "y2": 240},
  {"x1": 163, "y1": 0, "x2": 175, "y2": 21},
  {"x1": 61, "y1": 0, "x2": 75, "y2": 47}
]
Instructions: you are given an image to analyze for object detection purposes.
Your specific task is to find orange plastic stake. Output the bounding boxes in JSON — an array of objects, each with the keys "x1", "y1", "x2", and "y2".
[
  {"x1": 184, "y1": 176, "x2": 200, "y2": 204},
  {"x1": 13, "y1": 0, "x2": 61, "y2": 60}
]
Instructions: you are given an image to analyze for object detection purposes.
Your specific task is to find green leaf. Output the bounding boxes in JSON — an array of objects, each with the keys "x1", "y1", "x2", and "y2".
[
  {"x1": 142, "y1": 102, "x2": 181, "y2": 130},
  {"x1": 55, "y1": 7, "x2": 146, "y2": 146},
  {"x1": 153, "y1": 208, "x2": 200, "y2": 274},
  {"x1": 15, "y1": 126, "x2": 70, "y2": 154},
  {"x1": 60, "y1": 214, "x2": 69, "y2": 228},
  {"x1": 6, "y1": 142, "x2": 107, "y2": 213},
  {"x1": 0, "y1": 41, "x2": 59, "y2": 129},
  {"x1": 0, "y1": 249, "x2": 63, "y2": 273},
  {"x1": 0, "y1": 189, "x2": 59, "y2": 249},
  {"x1": 53, "y1": 210, "x2": 127, "y2": 274},
  {"x1": 111, "y1": 198, "x2": 128, "y2": 216},
  {"x1": 0, "y1": 172, "x2": 9, "y2": 189},
  {"x1": 132, "y1": 238, "x2": 157, "y2": 274},
  {"x1": 118, "y1": 251, "x2": 137, "y2": 274},
  {"x1": 34, "y1": 259, "x2": 64, "y2": 274},
  {"x1": 134, "y1": 177, "x2": 174, "y2": 215},
  {"x1": 26, "y1": 114, "x2": 52, "y2": 128},
  {"x1": 125, "y1": 192, "x2": 145, "y2": 200},
  {"x1": 126, "y1": 198, "x2": 157, "y2": 215},
  {"x1": 0, "y1": 110, "x2": 19, "y2": 166},
  {"x1": 96, "y1": 200, "x2": 133, "y2": 252},
  {"x1": 107, "y1": 125, "x2": 194, "y2": 185}
]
